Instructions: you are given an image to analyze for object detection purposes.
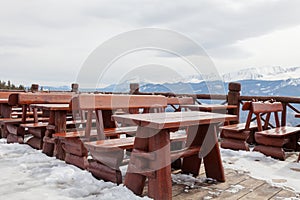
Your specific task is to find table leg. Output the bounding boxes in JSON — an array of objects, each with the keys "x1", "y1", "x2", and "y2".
[
  {"x1": 148, "y1": 129, "x2": 172, "y2": 200},
  {"x1": 42, "y1": 111, "x2": 55, "y2": 156},
  {"x1": 182, "y1": 124, "x2": 225, "y2": 182},
  {"x1": 124, "y1": 127, "x2": 172, "y2": 200},
  {"x1": 124, "y1": 127, "x2": 148, "y2": 195},
  {"x1": 203, "y1": 132, "x2": 225, "y2": 182},
  {"x1": 181, "y1": 125, "x2": 204, "y2": 176},
  {"x1": 54, "y1": 111, "x2": 67, "y2": 160}
]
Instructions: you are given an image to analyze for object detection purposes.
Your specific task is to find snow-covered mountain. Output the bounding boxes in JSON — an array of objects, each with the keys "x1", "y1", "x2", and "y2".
[{"x1": 222, "y1": 66, "x2": 300, "y2": 82}]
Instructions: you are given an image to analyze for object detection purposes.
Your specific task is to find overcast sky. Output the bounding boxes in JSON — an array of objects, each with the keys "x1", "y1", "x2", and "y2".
[{"x1": 1, "y1": 0, "x2": 300, "y2": 87}]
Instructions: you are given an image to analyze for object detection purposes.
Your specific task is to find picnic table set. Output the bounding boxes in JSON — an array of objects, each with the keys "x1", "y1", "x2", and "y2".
[{"x1": 0, "y1": 82, "x2": 299, "y2": 200}]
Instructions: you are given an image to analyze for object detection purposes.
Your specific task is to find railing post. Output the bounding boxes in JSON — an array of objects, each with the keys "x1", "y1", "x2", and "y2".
[
  {"x1": 281, "y1": 103, "x2": 287, "y2": 126},
  {"x1": 30, "y1": 84, "x2": 39, "y2": 93},
  {"x1": 227, "y1": 82, "x2": 241, "y2": 123},
  {"x1": 71, "y1": 83, "x2": 79, "y2": 93},
  {"x1": 130, "y1": 83, "x2": 139, "y2": 94}
]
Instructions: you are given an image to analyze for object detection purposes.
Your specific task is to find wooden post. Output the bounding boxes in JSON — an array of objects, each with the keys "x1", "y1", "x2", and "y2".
[
  {"x1": 71, "y1": 83, "x2": 79, "y2": 93},
  {"x1": 227, "y1": 82, "x2": 241, "y2": 123},
  {"x1": 130, "y1": 83, "x2": 139, "y2": 94},
  {"x1": 281, "y1": 102, "x2": 287, "y2": 126},
  {"x1": 31, "y1": 84, "x2": 39, "y2": 93}
]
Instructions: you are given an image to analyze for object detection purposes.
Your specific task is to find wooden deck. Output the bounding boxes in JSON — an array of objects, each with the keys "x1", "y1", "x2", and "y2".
[{"x1": 141, "y1": 152, "x2": 300, "y2": 199}]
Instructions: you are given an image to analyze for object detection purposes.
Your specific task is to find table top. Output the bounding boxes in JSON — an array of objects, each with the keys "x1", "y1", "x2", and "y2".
[
  {"x1": 112, "y1": 111, "x2": 237, "y2": 129},
  {"x1": 181, "y1": 104, "x2": 237, "y2": 111},
  {"x1": 30, "y1": 104, "x2": 70, "y2": 111},
  {"x1": 0, "y1": 98, "x2": 8, "y2": 104}
]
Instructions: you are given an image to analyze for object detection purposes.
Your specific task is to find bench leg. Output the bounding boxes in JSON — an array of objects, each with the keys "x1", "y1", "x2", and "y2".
[
  {"x1": 42, "y1": 137, "x2": 55, "y2": 157},
  {"x1": 88, "y1": 160, "x2": 122, "y2": 184},
  {"x1": 253, "y1": 145, "x2": 285, "y2": 160},
  {"x1": 254, "y1": 134, "x2": 288, "y2": 160},
  {"x1": 221, "y1": 138, "x2": 250, "y2": 151},
  {"x1": 65, "y1": 153, "x2": 89, "y2": 170}
]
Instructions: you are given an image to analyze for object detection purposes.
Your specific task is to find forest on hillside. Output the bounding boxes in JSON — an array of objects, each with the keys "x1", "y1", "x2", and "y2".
[{"x1": 0, "y1": 80, "x2": 25, "y2": 90}]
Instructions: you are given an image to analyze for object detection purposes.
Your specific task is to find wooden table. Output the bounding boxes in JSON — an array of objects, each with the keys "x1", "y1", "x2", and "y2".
[
  {"x1": 30, "y1": 104, "x2": 70, "y2": 158},
  {"x1": 181, "y1": 104, "x2": 237, "y2": 112},
  {"x1": 112, "y1": 111, "x2": 237, "y2": 200}
]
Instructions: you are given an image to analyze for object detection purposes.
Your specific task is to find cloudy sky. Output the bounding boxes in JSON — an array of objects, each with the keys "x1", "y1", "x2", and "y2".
[{"x1": 1, "y1": 0, "x2": 300, "y2": 87}]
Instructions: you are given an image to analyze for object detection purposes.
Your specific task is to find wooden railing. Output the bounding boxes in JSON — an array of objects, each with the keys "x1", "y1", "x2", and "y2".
[{"x1": 129, "y1": 82, "x2": 300, "y2": 127}]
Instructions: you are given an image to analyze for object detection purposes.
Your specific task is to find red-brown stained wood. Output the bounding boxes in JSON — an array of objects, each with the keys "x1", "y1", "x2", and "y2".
[
  {"x1": 28, "y1": 126, "x2": 46, "y2": 138},
  {"x1": 252, "y1": 101, "x2": 283, "y2": 114},
  {"x1": 124, "y1": 126, "x2": 149, "y2": 196},
  {"x1": 148, "y1": 129, "x2": 172, "y2": 200},
  {"x1": 221, "y1": 138, "x2": 250, "y2": 151},
  {"x1": 62, "y1": 138, "x2": 88, "y2": 156},
  {"x1": 87, "y1": 160, "x2": 122, "y2": 184},
  {"x1": 253, "y1": 145, "x2": 285, "y2": 160},
  {"x1": 65, "y1": 153, "x2": 88, "y2": 169},
  {"x1": 72, "y1": 94, "x2": 167, "y2": 110},
  {"x1": 27, "y1": 137, "x2": 43, "y2": 150},
  {"x1": 166, "y1": 97, "x2": 194, "y2": 105},
  {"x1": 9, "y1": 93, "x2": 74, "y2": 106}
]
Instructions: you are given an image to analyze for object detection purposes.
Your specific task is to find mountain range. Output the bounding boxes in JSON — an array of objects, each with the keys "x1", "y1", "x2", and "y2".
[{"x1": 41, "y1": 66, "x2": 300, "y2": 97}]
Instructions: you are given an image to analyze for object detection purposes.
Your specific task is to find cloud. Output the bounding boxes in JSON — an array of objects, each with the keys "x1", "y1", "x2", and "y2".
[{"x1": 1, "y1": 0, "x2": 300, "y2": 86}]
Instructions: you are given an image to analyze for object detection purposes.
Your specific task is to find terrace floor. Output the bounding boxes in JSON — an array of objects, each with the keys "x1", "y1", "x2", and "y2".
[{"x1": 142, "y1": 152, "x2": 300, "y2": 200}]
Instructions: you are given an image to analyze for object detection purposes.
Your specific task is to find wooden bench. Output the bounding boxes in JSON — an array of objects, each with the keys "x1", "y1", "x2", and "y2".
[
  {"x1": 0, "y1": 117, "x2": 49, "y2": 140},
  {"x1": 252, "y1": 101, "x2": 300, "y2": 160},
  {"x1": 166, "y1": 96, "x2": 194, "y2": 112},
  {"x1": 220, "y1": 101, "x2": 258, "y2": 151},
  {"x1": 52, "y1": 94, "x2": 167, "y2": 172},
  {"x1": 6, "y1": 92, "x2": 75, "y2": 146},
  {"x1": 19, "y1": 119, "x2": 91, "y2": 149},
  {"x1": 85, "y1": 132, "x2": 187, "y2": 184},
  {"x1": 0, "y1": 91, "x2": 24, "y2": 118}
]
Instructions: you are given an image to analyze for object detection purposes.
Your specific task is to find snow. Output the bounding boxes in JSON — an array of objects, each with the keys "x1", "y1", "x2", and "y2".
[
  {"x1": 222, "y1": 66, "x2": 300, "y2": 82},
  {"x1": 1, "y1": 138, "x2": 300, "y2": 199},
  {"x1": 0, "y1": 139, "x2": 150, "y2": 200},
  {"x1": 221, "y1": 148, "x2": 300, "y2": 192}
]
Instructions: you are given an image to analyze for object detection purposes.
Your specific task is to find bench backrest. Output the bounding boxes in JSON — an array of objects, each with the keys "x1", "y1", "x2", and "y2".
[
  {"x1": 166, "y1": 97, "x2": 194, "y2": 105},
  {"x1": 167, "y1": 96, "x2": 194, "y2": 112},
  {"x1": 72, "y1": 94, "x2": 167, "y2": 111},
  {"x1": 71, "y1": 94, "x2": 167, "y2": 140},
  {"x1": 0, "y1": 91, "x2": 23, "y2": 99},
  {"x1": 240, "y1": 101, "x2": 254, "y2": 131},
  {"x1": 8, "y1": 93, "x2": 75, "y2": 106},
  {"x1": 251, "y1": 101, "x2": 283, "y2": 131}
]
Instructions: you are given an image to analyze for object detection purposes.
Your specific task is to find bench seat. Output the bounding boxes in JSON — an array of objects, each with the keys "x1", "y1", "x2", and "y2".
[
  {"x1": 251, "y1": 101, "x2": 300, "y2": 160},
  {"x1": 220, "y1": 122, "x2": 258, "y2": 151},
  {"x1": 219, "y1": 122, "x2": 257, "y2": 132},
  {"x1": 255, "y1": 126, "x2": 300, "y2": 138},
  {"x1": 254, "y1": 126, "x2": 300, "y2": 160},
  {"x1": 53, "y1": 126, "x2": 138, "y2": 139},
  {"x1": 85, "y1": 131, "x2": 187, "y2": 151},
  {"x1": 85, "y1": 132, "x2": 188, "y2": 184},
  {"x1": 20, "y1": 119, "x2": 92, "y2": 128}
]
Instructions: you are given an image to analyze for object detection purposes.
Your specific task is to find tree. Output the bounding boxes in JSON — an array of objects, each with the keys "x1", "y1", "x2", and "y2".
[{"x1": 0, "y1": 80, "x2": 25, "y2": 90}]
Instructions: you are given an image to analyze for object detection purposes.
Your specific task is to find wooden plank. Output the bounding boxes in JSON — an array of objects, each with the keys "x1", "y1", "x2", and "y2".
[
  {"x1": 213, "y1": 176, "x2": 265, "y2": 199},
  {"x1": 251, "y1": 102, "x2": 283, "y2": 114},
  {"x1": 167, "y1": 97, "x2": 194, "y2": 105},
  {"x1": 9, "y1": 93, "x2": 74, "y2": 106},
  {"x1": 73, "y1": 94, "x2": 167, "y2": 110},
  {"x1": 256, "y1": 126, "x2": 300, "y2": 137},
  {"x1": 238, "y1": 182, "x2": 282, "y2": 200},
  {"x1": 113, "y1": 111, "x2": 237, "y2": 130},
  {"x1": 269, "y1": 188, "x2": 298, "y2": 199}
]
